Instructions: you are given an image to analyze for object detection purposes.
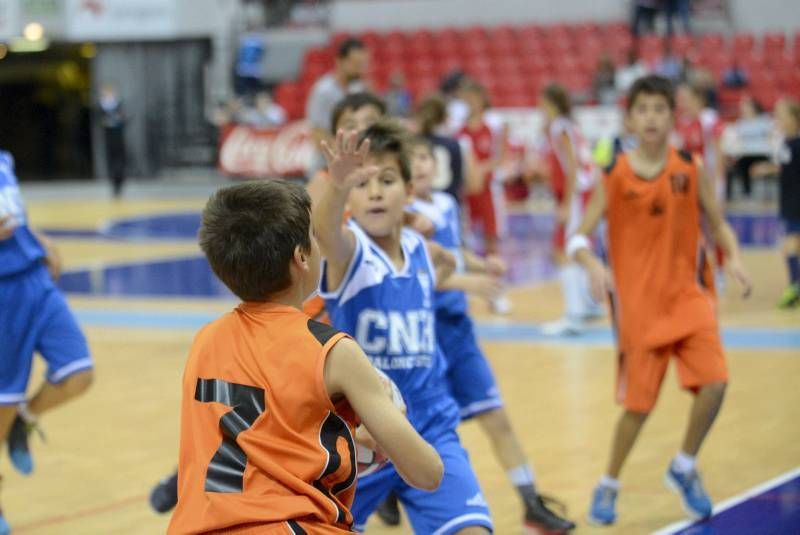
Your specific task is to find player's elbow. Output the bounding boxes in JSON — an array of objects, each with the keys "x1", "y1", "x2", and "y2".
[{"x1": 409, "y1": 447, "x2": 444, "y2": 491}]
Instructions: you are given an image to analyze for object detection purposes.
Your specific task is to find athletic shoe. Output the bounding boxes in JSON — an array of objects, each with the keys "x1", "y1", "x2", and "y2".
[
  {"x1": 149, "y1": 472, "x2": 179, "y2": 513},
  {"x1": 375, "y1": 491, "x2": 401, "y2": 526},
  {"x1": 7, "y1": 414, "x2": 43, "y2": 476},
  {"x1": 778, "y1": 284, "x2": 800, "y2": 308},
  {"x1": 524, "y1": 494, "x2": 575, "y2": 534},
  {"x1": 587, "y1": 484, "x2": 617, "y2": 526},
  {"x1": 664, "y1": 466, "x2": 713, "y2": 520},
  {"x1": 541, "y1": 318, "x2": 583, "y2": 336}
]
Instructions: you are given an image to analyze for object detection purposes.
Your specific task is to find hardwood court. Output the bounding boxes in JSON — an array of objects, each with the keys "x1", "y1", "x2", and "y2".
[{"x1": 3, "y1": 196, "x2": 798, "y2": 534}]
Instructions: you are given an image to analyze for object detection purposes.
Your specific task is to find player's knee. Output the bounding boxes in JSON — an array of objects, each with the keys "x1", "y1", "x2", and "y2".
[
  {"x1": 477, "y1": 408, "x2": 512, "y2": 436},
  {"x1": 62, "y1": 369, "x2": 94, "y2": 396},
  {"x1": 623, "y1": 409, "x2": 650, "y2": 423}
]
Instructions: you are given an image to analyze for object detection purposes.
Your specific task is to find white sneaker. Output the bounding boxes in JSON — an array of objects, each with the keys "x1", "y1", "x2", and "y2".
[
  {"x1": 541, "y1": 318, "x2": 583, "y2": 336},
  {"x1": 490, "y1": 296, "x2": 513, "y2": 315}
]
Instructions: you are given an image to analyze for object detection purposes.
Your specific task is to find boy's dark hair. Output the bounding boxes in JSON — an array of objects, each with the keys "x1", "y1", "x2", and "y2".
[
  {"x1": 358, "y1": 118, "x2": 412, "y2": 183},
  {"x1": 330, "y1": 92, "x2": 387, "y2": 135},
  {"x1": 337, "y1": 37, "x2": 365, "y2": 59},
  {"x1": 415, "y1": 94, "x2": 447, "y2": 135},
  {"x1": 542, "y1": 83, "x2": 572, "y2": 117},
  {"x1": 199, "y1": 181, "x2": 311, "y2": 302},
  {"x1": 626, "y1": 75, "x2": 676, "y2": 111}
]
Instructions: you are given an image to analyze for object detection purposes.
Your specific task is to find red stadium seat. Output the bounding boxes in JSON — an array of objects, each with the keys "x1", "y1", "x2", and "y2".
[
  {"x1": 763, "y1": 32, "x2": 786, "y2": 54},
  {"x1": 732, "y1": 33, "x2": 755, "y2": 54}
]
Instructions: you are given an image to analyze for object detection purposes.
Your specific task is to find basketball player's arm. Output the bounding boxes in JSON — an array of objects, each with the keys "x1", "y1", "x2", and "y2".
[
  {"x1": 570, "y1": 181, "x2": 612, "y2": 301},
  {"x1": 314, "y1": 130, "x2": 376, "y2": 285},
  {"x1": 32, "y1": 229, "x2": 62, "y2": 280},
  {"x1": 461, "y1": 139, "x2": 484, "y2": 195},
  {"x1": 324, "y1": 338, "x2": 444, "y2": 491},
  {"x1": 0, "y1": 215, "x2": 16, "y2": 240},
  {"x1": 426, "y1": 241, "x2": 456, "y2": 288},
  {"x1": 697, "y1": 162, "x2": 753, "y2": 297}
]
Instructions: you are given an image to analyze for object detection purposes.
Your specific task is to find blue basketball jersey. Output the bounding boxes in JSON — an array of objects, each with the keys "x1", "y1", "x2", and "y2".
[
  {"x1": 0, "y1": 151, "x2": 45, "y2": 278},
  {"x1": 408, "y1": 192, "x2": 468, "y2": 316},
  {"x1": 320, "y1": 220, "x2": 448, "y2": 400}
]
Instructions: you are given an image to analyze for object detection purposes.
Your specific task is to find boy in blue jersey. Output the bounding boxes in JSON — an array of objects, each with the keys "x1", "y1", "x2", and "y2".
[
  {"x1": 0, "y1": 151, "x2": 94, "y2": 534},
  {"x1": 408, "y1": 138, "x2": 576, "y2": 534},
  {"x1": 315, "y1": 120, "x2": 494, "y2": 534}
]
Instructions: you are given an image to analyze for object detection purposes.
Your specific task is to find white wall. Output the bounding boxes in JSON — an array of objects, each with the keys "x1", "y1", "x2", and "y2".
[
  {"x1": 729, "y1": 0, "x2": 800, "y2": 33},
  {"x1": 330, "y1": 0, "x2": 626, "y2": 31}
]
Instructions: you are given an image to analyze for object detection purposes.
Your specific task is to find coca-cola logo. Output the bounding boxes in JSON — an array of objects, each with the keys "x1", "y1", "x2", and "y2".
[{"x1": 219, "y1": 121, "x2": 314, "y2": 177}]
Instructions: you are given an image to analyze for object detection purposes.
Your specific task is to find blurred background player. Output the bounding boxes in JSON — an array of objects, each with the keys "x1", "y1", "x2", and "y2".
[
  {"x1": 751, "y1": 98, "x2": 800, "y2": 307},
  {"x1": 569, "y1": 75, "x2": 752, "y2": 526},
  {"x1": 0, "y1": 150, "x2": 94, "y2": 534},
  {"x1": 539, "y1": 83, "x2": 604, "y2": 336},
  {"x1": 404, "y1": 137, "x2": 576, "y2": 533},
  {"x1": 305, "y1": 38, "x2": 369, "y2": 178},
  {"x1": 98, "y1": 84, "x2": 127, "y2": 199},
  {"x1": 676, "y1": 82, "x2": 727, "y2": 289},
  {"x1": 315, "y1": 122, "x2": 494, "y2": 534},
  {"x1": 168, "y1": 181, "x2": 442, "y2": 534}
]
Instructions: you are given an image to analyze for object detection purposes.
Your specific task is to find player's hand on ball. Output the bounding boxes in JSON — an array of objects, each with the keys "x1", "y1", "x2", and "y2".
[
  {"x1": 0, "y1": 215, "x2": 17, "y2": 241},
  {"x1": 729, "y1": 257, "x2": 753, "y2": 299},
  {"x1": 320, "y1": 129, "x2": 378, "y2": 191}
]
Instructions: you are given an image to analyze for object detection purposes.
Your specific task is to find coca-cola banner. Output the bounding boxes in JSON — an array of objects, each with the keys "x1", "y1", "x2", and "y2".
[{"x1": 219, "y1": 121, "x2": 314, "y2": 178}]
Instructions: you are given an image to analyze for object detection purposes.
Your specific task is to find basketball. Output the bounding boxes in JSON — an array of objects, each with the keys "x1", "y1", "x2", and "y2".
[{"x1": 356, "y1": 368, "x2": 406, "y2": 478}]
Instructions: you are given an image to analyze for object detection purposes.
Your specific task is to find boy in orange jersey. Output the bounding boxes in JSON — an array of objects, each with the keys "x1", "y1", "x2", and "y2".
[
  {"x1": 567, "y1": 76, "x2": 752, "y2": 525},
  {"x1": 168, "y1": 180, "x2": 442, "y2": 535}
]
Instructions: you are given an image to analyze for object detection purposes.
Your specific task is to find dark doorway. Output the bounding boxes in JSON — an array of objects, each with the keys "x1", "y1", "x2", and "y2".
[{"x1": 0, "y1": 43, "x2": 93, "y2": 180}]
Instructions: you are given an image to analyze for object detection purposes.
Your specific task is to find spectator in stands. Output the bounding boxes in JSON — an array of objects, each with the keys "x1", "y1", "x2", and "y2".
[
  {"x1": 592, "y1": 54, "x2": 617, "y2": 105},
  {"x1": 656, "y1": 43, "x2": 684, "y2": 83},
  {"x1": 665, "y1": 0, "x2": 692, "y2": 36},
  {"x1": 385, "y1": 71, "x2": 412, "y2": 117},
  {"x1": 304, "y1": 37, "x2": 368, "y2": 176},
  {"x1": 615, "y1": 50, "x2": 649, "y2": 93},
  {"x1": 239, "y1": 91, "x2": 287, "y2": 128},
  {"x1": 98, "y1": 84, "x2": 127, "y2": 199},
  {"x1": 235, "y1": 32, "x2": 266, "y2": 96},
  {"x1": 726, "y1": 96, "x2": 772, "y2": 199},
  {"x1": 723, "y1": 61, "x2": 749, "y2": 89},
  {"x1": 631, "y1": 0, "x2": 659, "y2": 37}
]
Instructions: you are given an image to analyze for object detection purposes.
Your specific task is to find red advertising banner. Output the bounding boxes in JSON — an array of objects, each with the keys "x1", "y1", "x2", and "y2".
[{"x1": 218, "y1": 121, "x2": 314, "y2": 178}]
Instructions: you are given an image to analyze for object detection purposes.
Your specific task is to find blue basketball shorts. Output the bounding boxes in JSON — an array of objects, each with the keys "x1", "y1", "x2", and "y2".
[
  {"x1": 0, "y1": 265, "x2": 92, "y2": 404},
  {"x1": 436, "y1": 310, "x2": 503, "y2": 420},
  {"x1": 783, "y1": 217, "x2": 800, "y2": 235},
  {"x1": 352, "y1": 394, "x2": 493, "y2": 534}
]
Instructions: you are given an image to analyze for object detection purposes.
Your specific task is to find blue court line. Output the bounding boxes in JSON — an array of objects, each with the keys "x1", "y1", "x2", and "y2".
[
  {"x1": 654, "y1": 467, "x2": 800, "y2": 535},
  {"x1": 72, "y1": 310, "x2": 800, "y2": 349}
]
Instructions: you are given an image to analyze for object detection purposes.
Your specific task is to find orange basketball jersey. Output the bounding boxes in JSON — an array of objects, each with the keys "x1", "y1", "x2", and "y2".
[
  {"x1": 168, "y1": 302, "x2": 358, "y2": 535},
  {"x1": 604, "y1": 147, "x2": 717, "y2": 351}
]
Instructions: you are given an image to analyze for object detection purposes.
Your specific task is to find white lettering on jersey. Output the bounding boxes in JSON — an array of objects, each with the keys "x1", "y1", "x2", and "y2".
[{"x1": 355, "y1": 308, "x2": 435, "y2": 359}]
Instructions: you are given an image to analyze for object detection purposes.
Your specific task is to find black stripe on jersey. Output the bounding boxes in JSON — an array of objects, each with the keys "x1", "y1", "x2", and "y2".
[
  {"x1": 194, "y1": 379, "x2": 266, "y2": 493},
  {"x1": 313, "y1": 411, "x2": 357, "y2": 525},
  {"x1": 677, "y1": 149, "x2": 693, "y2": 163},
  {"x1": 603, "y1": 154, "x2": 618, "y2": 175},
  {"x1": 307, "y1": 319, "x2": 340, "y2": 346},
  {"x1": 286, "y1": 520, "x2": 307, "y2": 534}
]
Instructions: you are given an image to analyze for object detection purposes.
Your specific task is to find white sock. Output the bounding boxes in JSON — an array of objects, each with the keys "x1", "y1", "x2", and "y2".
[
  {"x1": 560, "y1": 263, "x2": 585, "y2": 320},
  {"x1": 17, "y1": 402, "x2": 37, "y2": 424},
  {"x1": 507, "y1": 464, "x2": 535, "y2": 487},
  {"x1": 672, "y1": 451, "x2": 696, "y2": 473},
  {"x1": 599, "y1": 475, "x2": 620, "y2": 490}
]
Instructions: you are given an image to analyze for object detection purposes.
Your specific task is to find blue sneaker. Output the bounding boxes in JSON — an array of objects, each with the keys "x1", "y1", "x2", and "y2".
[
  {"x1": 0, "y1": 510, "x2": 8, "y2": 535},
  {"x1": 7, "y1": 415, "x2": 44, "y2": 476},
  {"x1": 665, "y1": 466, "x2": 713, "y2": 520},
  {"x1": 588, "y1": 484, "x2": 617, "y2": 525}
]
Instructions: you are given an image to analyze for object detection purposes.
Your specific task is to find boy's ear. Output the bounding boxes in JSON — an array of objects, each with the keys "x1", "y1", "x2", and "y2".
[{"x1": 293, "y1": 245, "x2": 309, "y2": 271}]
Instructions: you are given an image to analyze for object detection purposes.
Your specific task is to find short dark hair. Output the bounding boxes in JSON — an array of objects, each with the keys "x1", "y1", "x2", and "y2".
[
  {"x1": 415, "y1": 94, "x2": 447, "y2": 135},
  {"x1": 337, "y1": 37, "x2": 365, "y2": 59},
  {"x1": 358, "y1": 118, "x2": 412, "y2": 183},
  {"x1": 199, "y1": 181, "x2": 311, "y2": 302},
  {"x1": 330, "y1": 92, "x2": 386, "y2": 135},
  {"x1": 542, "y1": 83, "x2": 572, "y2": 116},
  {"x1": 627, "y1": 75, "x2": 676, "y2": 111}
]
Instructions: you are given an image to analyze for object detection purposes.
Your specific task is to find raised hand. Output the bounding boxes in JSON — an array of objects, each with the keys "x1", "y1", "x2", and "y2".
[{"x1": 320, "y1": 129, "x2": 377, "y2": 190}]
